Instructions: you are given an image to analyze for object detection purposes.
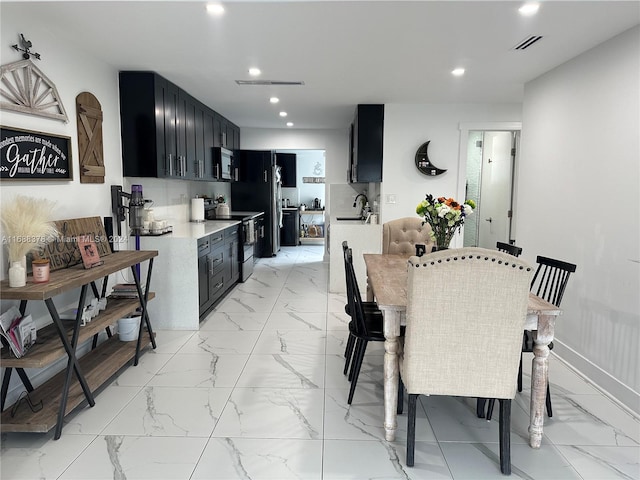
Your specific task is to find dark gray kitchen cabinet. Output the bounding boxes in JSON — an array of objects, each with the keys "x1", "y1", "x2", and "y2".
[
  {"x1": 120, "y1": 70, "x2": 239, "y2": 181},
  {"x1": 281, "y1": 210, "x2": 298, "y2": 246},
  {"x1": 198, "y1": 225, "x2": 241, "y2": 318},
  {"x1": 350, "y1": 104, "x2": 384, "y2": 183},
  {"x1": 276, "y1": 153, "x2": 297, "y2": 187}
]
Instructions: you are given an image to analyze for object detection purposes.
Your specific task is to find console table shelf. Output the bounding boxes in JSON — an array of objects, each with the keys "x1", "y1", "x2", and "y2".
[
  {"x1": 0, "y1": 250, "x2": 158, "y2": 438},
  {"x1": 0, "y1": 293, "x2": 155, "y2": 369},
  {"x1": 1, "y1": 330, "x2": 155, "y2": 433}
]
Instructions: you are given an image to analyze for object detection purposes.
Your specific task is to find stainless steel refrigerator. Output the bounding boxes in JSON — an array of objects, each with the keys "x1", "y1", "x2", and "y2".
[{"x1": 231, "y1": 150, "x2": 282, "y2": 257}]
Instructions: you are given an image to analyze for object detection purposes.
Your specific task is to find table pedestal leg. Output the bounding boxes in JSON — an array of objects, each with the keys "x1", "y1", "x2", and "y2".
[
  {"x1": 529, "y1": 315, "x2": 554, "y2": 448},
  {"x1": 382, "y1": 309, "x2": 401, "y2": 442}
]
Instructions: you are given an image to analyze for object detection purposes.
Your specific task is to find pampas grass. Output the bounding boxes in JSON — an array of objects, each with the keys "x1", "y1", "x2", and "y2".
[{"x1": 1, "y1": 195, "x2": 58, "y2": 262}]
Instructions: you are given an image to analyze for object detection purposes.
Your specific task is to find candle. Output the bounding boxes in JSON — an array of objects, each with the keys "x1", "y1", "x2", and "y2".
[{"x1": 32, "y1": 258, "x2": 50, "y2": 283}]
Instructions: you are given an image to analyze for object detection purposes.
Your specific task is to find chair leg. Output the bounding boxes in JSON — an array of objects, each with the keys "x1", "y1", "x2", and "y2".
[
  {"x1": 546, "y1": 382, "x2": 553, "y2": 418},
  {"x1": 348, "y1": 338, "x2": 363, "y2": 382},
  {"x1": 486, "y1": 398, "x2": 496, "y2": 421},
  {"x1": 343, "y1": 333, "x2": 355, "y2": 375},
  {"x1": 406, "y1": 394, "x2": 418, "y2": 467},
  {"x1": 476, "y1": 398, "x2": 486, "y2": 418},
  {"x1": 498, "y1": 399, "x2": 512, "y2": 475},
  {"x1": 517, "y1": 352, "x2": 523, "y2": 392},
  {"x1": 347, "y1": 339, "x2": 368, "y2": 405},
  {"x1": 397, "y1": 376, "x2": 404, "y2": 414}
]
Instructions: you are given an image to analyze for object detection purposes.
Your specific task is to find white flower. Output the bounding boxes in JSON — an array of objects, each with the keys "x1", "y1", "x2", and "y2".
[
  {"x1": 437, "y1": 205, "x2": 450, "y2": 218},
  {"x1": 463, "y1": 204, "x2": 473, "y2": 216}
]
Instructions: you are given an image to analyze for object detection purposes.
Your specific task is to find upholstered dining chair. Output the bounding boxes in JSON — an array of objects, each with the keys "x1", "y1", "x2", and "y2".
[
  {"x1": 477, "y1": 241, "x2": 524, "y2": 419},
  {"x1": 482, "y1": 252, "x2": 577, "y2": 421},
  {"x1": 382, "y1": 217, "x2": 434, "y2": 255},
  {"x1": 341, "y1": 241, "x2": 381, "y2": 376},
  {"x1": 400, "y1": 248, "x2": 534, "y2": 474}
]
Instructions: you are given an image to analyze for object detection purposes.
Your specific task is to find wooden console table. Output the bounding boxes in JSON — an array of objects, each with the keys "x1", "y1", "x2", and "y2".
[{"x1": 0, "y1": 250, "x2": 158, "y2": 439}]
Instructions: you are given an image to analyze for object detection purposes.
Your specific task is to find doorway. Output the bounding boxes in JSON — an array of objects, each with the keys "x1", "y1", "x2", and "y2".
[{"x1": 463, "y1": 130, "x2": 519, "y2": 248}]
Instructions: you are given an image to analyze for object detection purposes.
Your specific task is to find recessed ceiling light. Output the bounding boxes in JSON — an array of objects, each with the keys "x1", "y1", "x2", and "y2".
[
  {"x1": 451, "y1": 68, "x2": 465, "y2": 76},
  {"x1": 279, "y1": 111, "x2": 288, "y2": 117},
  {"x1": 519, "y1": 2, "x2": 540, "y2": 16},
  {"x1": 206, "y1": 3, "x2": 225, "y2": 15},
  {"x1": 286, "y1": 122, "x2": 294, "y2": 127},
  {"x1": 248, "y1": 68, "x2": 261, "y2": 76},
  {"x1": 270, "y1": 97, "x2": 280, "y2": 104}
]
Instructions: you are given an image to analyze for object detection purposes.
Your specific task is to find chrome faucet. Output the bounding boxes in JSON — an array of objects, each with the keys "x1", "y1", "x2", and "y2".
[{"x1": 353, "y1": 193, "x2": 369, "y2": 218}]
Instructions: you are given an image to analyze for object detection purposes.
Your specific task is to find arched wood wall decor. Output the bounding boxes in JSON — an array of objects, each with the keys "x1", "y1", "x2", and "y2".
[
  {"x1": 76, "y1": 92, "x2": 105, "y2": 183},
  {"x1": 0, "y1": 59, "x2": 68, "y2": 123}
]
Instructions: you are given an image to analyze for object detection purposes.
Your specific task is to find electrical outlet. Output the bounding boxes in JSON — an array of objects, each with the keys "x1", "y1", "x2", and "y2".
[{"x1": 385, "y1": 194, "x2": 397, "y2": 204}]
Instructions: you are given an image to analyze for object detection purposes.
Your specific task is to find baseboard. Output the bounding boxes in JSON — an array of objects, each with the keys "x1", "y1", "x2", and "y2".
[{"x1": 553, "y1": 339, "x2": 640, "y2": 418}]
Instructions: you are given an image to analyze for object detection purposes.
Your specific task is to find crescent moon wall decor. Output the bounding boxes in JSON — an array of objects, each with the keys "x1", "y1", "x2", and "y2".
[{"x1": 415, "y1": 141, "x2": 447, "y2": 176}]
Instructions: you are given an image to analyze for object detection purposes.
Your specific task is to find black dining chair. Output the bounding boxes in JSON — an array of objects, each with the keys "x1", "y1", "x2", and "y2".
[
  {"x1": 341, "y1": 241, "x2": 381, "y2": 376},
  {"x1": 343, "y1": 247, "x2": 387, "y2": 404},
  {"x1": 496, "y1": 241, "x2": 523, "y2": 257},
  {"x1": 482, "y1": 254, "x2": 577, "y2": 420}
]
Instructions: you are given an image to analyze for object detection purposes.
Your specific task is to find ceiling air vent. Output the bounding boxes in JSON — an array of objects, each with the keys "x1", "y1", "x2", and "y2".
[
  {"x1": 235, "y1": 80, "x2": 305, "y2": 86},
  {"x1": 513, "y1": 35, "x2": 543, "y2": 50}
]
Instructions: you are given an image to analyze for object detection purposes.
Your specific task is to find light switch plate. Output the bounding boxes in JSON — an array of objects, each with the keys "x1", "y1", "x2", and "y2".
[{"x1": 385, "y1": 194, "x2": 397, "y2": 204}]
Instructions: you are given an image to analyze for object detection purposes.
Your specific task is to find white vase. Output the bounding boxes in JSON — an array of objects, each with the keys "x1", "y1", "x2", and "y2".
[{"x1": 9, "y1": 256, "x2": 27, "y2": 288}]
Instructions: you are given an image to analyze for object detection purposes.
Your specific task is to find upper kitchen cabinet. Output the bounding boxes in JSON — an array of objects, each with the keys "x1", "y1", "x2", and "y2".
[
  {"x1": 349, "y1": 104, "x2": 384, "y2": 183},
  {"x1": 276, "y1": 153, "x2": 297, "y2": 187},
  {"x1": 119, "y1": 71, "x2": 239, "y2": 180},
  {"x1": 214, "y1": 113, "x2": 241, "y2": 150}
]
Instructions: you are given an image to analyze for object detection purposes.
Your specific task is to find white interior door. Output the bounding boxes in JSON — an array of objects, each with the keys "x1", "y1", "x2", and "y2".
[{"x1": 477, "y1": 132, "x2": 516, "y2": 248}]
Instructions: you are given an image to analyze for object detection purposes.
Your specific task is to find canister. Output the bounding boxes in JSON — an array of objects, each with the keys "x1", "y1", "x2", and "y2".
[{"x1": 32, "y1": 258, "x2": 50, "y2": 283}]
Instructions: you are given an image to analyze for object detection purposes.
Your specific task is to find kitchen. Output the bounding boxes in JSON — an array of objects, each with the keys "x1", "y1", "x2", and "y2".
[{"x1": 0, "y1": 2, "x2": 638, "y2": 478}]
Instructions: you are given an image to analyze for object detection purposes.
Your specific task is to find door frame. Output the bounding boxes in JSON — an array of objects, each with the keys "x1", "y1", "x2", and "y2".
[{"x1": 456, "y1": 122, "x2": 522, "y2": 248}]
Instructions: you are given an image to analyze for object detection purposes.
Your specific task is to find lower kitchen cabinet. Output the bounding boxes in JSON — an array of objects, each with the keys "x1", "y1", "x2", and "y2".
[
  {"x1": 281, "y1": 209, "x2": 299, "y2": 246},
  {"x1": 198, "y1": 225, "x2": 240, "y2": 318}
]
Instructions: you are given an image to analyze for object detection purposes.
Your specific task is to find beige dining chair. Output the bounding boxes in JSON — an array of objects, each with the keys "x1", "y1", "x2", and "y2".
[
  {"x1": 400, "y1": 248, "x2": 534, "y2": 474},
  {"x1": 382, "y1": 217, "x2": 434, "y2": 255}
]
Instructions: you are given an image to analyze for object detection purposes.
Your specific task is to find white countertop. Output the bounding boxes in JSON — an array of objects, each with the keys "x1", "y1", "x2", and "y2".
[{"x1": 159, "y1": 220, "x2": 241, "y2": 239}]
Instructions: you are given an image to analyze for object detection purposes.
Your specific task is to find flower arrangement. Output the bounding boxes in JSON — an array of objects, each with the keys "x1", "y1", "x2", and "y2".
[
  {"x1": 1, "y1": 195, "x2": 58, "y2": 263},
  {"x1": 416, "y1": 194, "x2": 476, "y2": 249}
]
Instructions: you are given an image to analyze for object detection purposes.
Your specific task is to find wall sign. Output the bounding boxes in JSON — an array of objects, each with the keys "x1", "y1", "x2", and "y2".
[{"x1": 0, "y1": 126, "x2": 72, "y2": 180}]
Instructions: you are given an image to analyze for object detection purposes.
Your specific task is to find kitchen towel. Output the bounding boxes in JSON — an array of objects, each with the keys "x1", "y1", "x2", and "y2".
[
  {"x1": 191, "y1": 198, "x2": 205, "y2": 222},
  {"x1": 247, "y1": 219, "x2": 255, "y2": 244}
]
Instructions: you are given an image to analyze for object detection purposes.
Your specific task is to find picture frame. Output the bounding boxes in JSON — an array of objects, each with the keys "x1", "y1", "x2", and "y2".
[
  {"x1": 76, "y1": 235, "x2": 103, "y2": 269},
  {"x1": 0, "y1": 125, "x2": 73, "y2": 180}
]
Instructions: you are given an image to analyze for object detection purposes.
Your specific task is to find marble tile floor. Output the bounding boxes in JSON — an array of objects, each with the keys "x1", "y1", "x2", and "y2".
[{"x1": 1, "y1": 246, "x2": 639, "y2": 479}]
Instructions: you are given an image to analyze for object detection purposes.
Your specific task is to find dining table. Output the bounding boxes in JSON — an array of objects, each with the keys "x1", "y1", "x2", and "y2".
[{"x1": 363, "y1": 253, "x2": 562, "y2": 448}]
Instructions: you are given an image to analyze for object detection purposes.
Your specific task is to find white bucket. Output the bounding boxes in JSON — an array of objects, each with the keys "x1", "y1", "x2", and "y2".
[{"x1": 118, "y1": 315, "x2": 141, "y2": 341}]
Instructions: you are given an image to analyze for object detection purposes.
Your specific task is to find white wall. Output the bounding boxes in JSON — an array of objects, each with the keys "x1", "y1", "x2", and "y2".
[
  {"x1": 380, "y1": 103, "x2": 522, "y2": 240},
  {"x1": 516, "y1": 26, "x2": 640, "y2": 413},
  {"x1": 0, "y1": 8, "x2": 126, "y2": 406}
]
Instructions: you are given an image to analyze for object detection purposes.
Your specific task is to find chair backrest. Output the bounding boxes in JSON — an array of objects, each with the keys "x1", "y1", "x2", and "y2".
[
  {"x1": 382, "y1": 217, "x2": 434, "y2": 255},
  {"x1": 530, "y1": 255, "x2": 577, "y2": 307},
  {"x1": 402, "y1": 247, "x2": 534, "y2": 399},
  {"x1": 344, "y1": 247, "x2": 367, "y2": 336},
  {"x1": 496, "y1": 241, "x2": 522, "y2": 257}
]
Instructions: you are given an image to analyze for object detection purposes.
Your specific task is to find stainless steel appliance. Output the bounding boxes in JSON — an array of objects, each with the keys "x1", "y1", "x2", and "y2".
[
  {"x1": 213, "y1": 147, "x2": 233, "y2": 180},
  {"x1": 231, "y1": 150, "x2": 282, "y2": 257}
]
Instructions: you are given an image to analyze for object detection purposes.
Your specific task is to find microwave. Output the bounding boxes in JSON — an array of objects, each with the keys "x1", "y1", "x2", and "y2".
[{"x1": 213, "y1": 147, "x2": 233, "y2": 180}]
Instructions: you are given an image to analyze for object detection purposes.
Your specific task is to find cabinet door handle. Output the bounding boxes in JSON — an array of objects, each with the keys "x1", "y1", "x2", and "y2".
[
  {"x1": 234, "y1": 167, "x2": 238, "y2": 182},
  {"x1": 182, "y1": 156, "x2": 187, "y2": 177},
  {"x1": 167, "y1": 154, "x2": 174, "y2": 176},
  {"x1": 263, "y1": 170, "x2": 267, "y2": 183},
  {"x1": 214, "y1": 281, "x2": 224, "y2": 290},
  {"x1": 215, "y1": 164, "x2": 219, "y2": 179}
]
